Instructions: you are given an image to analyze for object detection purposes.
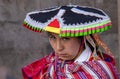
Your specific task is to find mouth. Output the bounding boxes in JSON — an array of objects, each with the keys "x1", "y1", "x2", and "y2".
[
  {"x1": 59, "y1": 54, "x2": 67, "y2": 57},
  {"x1": 55, "y1": 52, "x2": 69, "y2": 59},
  {"x1": 57, "y1": 53, "x2": 68, "y2": 58}
]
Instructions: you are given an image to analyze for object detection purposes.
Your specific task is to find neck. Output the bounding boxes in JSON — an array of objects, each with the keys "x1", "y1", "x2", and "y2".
[{"x1": 73, "y1": 38, "x2": 85, "y2": 61}]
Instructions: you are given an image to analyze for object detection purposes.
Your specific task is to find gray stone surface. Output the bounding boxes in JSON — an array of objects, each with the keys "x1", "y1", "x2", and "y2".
[
  {"x1": 0, "y1": 0, "x2": 119, "y2": 79},
  {"x1": 118, "y1": 0, "x2": 120, "y2": 70}
]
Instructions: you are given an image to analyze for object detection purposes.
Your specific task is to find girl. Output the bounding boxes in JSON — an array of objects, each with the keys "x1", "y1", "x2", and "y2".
[{"x1": 22, "y1": 5, "x2": 120, "y2": 79}]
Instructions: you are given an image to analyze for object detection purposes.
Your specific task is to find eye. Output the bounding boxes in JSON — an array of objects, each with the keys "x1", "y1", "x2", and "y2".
[
  {"x1": 62, "y1": 37, "x2": 70, "y2": 41},
  {"x1": 49, "y1": 35, "x2": 56, "y2": 40}
]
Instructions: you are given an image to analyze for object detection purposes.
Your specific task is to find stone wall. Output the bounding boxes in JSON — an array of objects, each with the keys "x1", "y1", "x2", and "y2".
[
  {"x1": 118, "y1": 0, "x2": 120, "y2": 70},
  {"x1": 0, "y1": 0, "x2": 118, "y2": 79}
]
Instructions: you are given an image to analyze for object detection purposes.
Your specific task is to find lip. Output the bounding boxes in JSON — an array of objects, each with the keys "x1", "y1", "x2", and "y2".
[
  {"x1": 58, "y1": 54, "x2": 68, "y2": 57},
  {"x1": 56, "y1": 52, "x2": 68, "y2": 57}
]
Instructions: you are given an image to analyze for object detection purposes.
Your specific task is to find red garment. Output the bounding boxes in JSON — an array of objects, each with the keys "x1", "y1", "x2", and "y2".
[
  {"x1": 22, "y1": 54, "x2": 52, "y2": 79},
  {"x1": 22, "y1": 53, "x2": 120, "y2": 79}
]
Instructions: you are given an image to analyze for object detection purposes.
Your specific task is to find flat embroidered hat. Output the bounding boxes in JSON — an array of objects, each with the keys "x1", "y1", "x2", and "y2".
[{"x1": 23, "y1": 5, "x2": 112, "y2": 37}]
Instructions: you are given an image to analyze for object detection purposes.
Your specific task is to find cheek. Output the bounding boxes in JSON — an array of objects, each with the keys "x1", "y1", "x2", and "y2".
[{"x1": 65, "y1": 42, "x2": 80, "y2": 54}]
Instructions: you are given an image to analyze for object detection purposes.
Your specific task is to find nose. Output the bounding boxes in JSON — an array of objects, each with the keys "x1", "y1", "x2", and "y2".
[{"x1": 56, "y1": 40, "x2": 64, "y2": 52}]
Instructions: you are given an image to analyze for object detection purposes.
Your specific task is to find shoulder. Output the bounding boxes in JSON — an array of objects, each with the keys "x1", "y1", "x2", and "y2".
[
  {"x1": 96, "y1": 51, "x2": 116, "y2": 65},
  {"x1": 97, "y1": 60, "x2": 120, "y2": 78},
  {"x1": 88, "y1": 51, "x2": 120, "y2": 78},
  {"x1": 82, "y1": 60, "x2": 120, "y2": 79},
  {"x1": 22, "y1": 53, "x2": 55, "y2": 78}
]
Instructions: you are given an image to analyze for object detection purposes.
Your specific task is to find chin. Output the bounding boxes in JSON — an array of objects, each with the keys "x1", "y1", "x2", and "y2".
[{"x1": 59, "y1": 57, "x2": 73, "y2": 61}]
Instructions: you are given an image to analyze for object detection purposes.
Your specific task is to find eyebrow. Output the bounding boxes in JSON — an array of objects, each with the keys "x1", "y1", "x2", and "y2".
[{"x1": 47, "y1": 32, "x2": 52, "y2": 37}]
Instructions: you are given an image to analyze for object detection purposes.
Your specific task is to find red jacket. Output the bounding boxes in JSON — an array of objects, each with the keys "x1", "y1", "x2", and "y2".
[{"x1": 22, "y1": 53, "x2": 119, "y2": 79}]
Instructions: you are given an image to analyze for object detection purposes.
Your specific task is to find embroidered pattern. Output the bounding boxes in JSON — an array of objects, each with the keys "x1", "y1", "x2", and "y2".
[{"x1": 23, "y1": 5, "x2": 112, "y2": 37}]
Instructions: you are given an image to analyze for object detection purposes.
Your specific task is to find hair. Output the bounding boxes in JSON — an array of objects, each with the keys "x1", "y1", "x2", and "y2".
[{"x1": 78, "y1": 35, "x2": 97, "y2": 52}]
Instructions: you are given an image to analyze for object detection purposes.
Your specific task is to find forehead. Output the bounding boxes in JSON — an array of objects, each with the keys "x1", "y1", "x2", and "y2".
[
  {"x1": 48, "y1": 32, "x2": 83, "y2": 39},
  {"x1": 48, "y1": 32, "x2": 69, "y2": 38}
]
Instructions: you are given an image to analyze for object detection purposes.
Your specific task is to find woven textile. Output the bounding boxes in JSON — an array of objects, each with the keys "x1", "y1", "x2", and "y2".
[
  {"x1": 22, "y1": 52, "x2": 120, "y2": 79},
  {"x1": 23, "y1": 5, "x2": 112, "y2": 37}
]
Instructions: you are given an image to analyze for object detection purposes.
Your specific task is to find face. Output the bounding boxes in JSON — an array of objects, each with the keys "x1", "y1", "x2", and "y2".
[{"x1": 48, "y1": 33, "x2": 82, "y2": 61}]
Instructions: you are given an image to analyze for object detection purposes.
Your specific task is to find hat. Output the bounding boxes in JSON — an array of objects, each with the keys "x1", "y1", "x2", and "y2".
[{"x1": 23, "y1": 5, "x2": 112, "y2": 37}]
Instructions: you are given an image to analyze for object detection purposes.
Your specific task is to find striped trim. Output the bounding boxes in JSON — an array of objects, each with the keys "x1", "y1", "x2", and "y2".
[
  {"x1": 95, "y1": 61, "x2": 111, "y2": 78},
  {"x1": 83, "y1": 62, "x2": 102, "y2": 78},
  {"x1": 107, "y1": 63, "x2": 120, "y2": 78},
  {"x1": 73, "y1": 72, "x2": 82, "y2": 79},
  {"x1": 23, "y1": 21, "x2": 43, "y2": 32},
  {"x1": 80, "y1": 62, "x2": 99, "y2": 79},
  {"x1": 23, "y1": 19, "x2": 111, "y2": 37},
  {"x1": 65, "y1": 65, "x2": 73, "y2": 78},
  {"x1": 78, "y1": 71, "x2": 87, "y2": 79},
  {"x1": 60, "y1": 25, "x2": 111, "y2": 37},
  {"x1": 98, "y1": 61, "x2": 114, "y2": 79},
  {"x1": 44, "y1": 26, "x2": 60, "y2": 34}
]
